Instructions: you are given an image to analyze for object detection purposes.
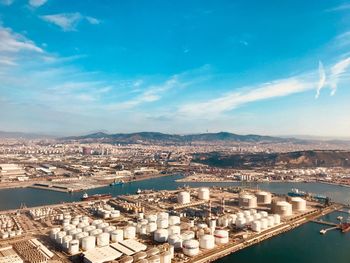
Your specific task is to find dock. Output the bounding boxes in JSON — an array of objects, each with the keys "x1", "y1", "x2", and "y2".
[{"x1": 311, "y1": 219, "x2": 338, "y2": 227}]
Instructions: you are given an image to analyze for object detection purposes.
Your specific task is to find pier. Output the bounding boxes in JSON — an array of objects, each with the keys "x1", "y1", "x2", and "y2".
[{"x1": 311, "y1": 219, "x2": 338, "y2": 227}]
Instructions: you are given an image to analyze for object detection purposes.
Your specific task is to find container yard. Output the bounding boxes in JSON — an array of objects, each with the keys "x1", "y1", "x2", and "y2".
[{"x1": 0, "y1": 186, "x2": 342, "y2": 263}]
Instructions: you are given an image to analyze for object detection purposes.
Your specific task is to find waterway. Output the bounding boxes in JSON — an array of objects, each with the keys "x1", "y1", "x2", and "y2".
[{"x1": 1, "y1": 174, "x2": 350, "y2": 262}]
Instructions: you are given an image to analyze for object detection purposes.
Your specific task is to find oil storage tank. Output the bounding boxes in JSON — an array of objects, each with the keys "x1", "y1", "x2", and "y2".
[
  {"x1": 256, "y1": 191, "x2": 272, "y2": 204},
  {"x1": 239, "y1": 194, "x2": 257, "y2": 208}
]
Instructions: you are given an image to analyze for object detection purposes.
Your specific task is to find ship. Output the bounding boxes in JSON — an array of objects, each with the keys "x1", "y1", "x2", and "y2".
[
  {"x1": 81, "y1": 193, "x2": 112, "y2": 201},
  {"x1": 288, "y1": 188, "x2": 306, "y2": 197},
  {"x1": 110, "y1": 179, "x2": 124, "y2": 186},
  {"x1": 340, "y1": 217, "x2": 350, "y2": 233},
  {"x1": 136, "y1": 188, "x2": 142, "y2": 194}
]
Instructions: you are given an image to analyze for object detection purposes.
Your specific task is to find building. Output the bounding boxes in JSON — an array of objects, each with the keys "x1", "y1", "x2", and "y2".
[{"x1": 0, "y1": 164, "x2": 26, "y2": 182}]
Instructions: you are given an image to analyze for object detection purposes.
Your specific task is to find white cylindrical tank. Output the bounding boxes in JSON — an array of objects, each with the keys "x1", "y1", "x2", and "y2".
[
  {"x1": 218, "y1": 216, "x2": 229, "y2": 227},
  {"x1": 273, "y1": 214, "x2": 281, "y2": 225},
  {"x1": 50, "y1": 228, "x2": 61, "y2": 240},
  {"x1": 168, "y1": 225, "x2": 181, "y2": 235},
  {"x1": 177, "y1": 192, "x2": 190, "y2": 204},
  {"x1": 157, "y1": 212, "x2": 169, "y2": 220},
  {"x1": 182, "y1": 239, "x2": 199, "y2": 257},
  {"x1": 168, "y1": 234, "x2": 182, "y2": 249},
  {"x1": 168, "y1": 216, "x2": 180, "y2": 226},
  {"x1": 198, "y1": 188, "x2": 210, "y2": 200},
  {"x1": 62, "y1": 235, "x2": 73, "y2": 250},
  {"x1": 181, "y1": 231, "x2": 195, "y2": 241},
  {"x1": 56, "y1": 231, "x2": 66, "y2": 244},
  {"x1": 290, "y1": 197, "x2": 306, "y2": 212},
  {"x1": 75, "y1": 232, "x2": 88, "y2": 242},
  {"x1": 249, "y1": 209, "x2": 257, "y2": 215},
  {"x1": 214, "y1": 230, "x2": 229, "y2": 244},
  {"x1": 68, "y1": 240, "x2": 79, "y2": 255},
  {"x1": 92, "y1": 219, "x2": 103, "y2": 226},
  {"x1": 260, "y1": 218, "x2": 268, "y2": 230},
  {"x1": 147, "y1": 223, "x2": 157, "y2": 233},
  {"x1": 124, "y1": 226, "x2": 136, "y2": 239},
  {"x1": 209, "y1": 219, "x2": 217, "y2": 229},
  {"x1": 253, "y1": 213, "x2": 262, "y2": 220},
  {"x1": 111, "y1": 229, "x2": 124, "y2": 242},
  {"x1": 245, "y1": 215, "x2": 254, "y2": 224},
  {"x1": 97, "y1": 222, "x2": 109, "y2": 229},
  {"x1": 251, "y1": 220, "x2": 261, "y2": 232},
  {"x1": 199, "y1": 234, "x2": 215, "y2": 249},
  {"x1": 259, "y1": 211, "x2": 268, "y2": 218},
  {"x1": 81, "y1": 236, "x2": 96, "y2": 251},
  {"x1": 267, "y1": 216, "x2": 275, "y2": 227},
  {"x1": 235, "y1": 217, "x2": 246, "y2": 228},
  {"x1": 89, "y1": 229, "x2": 103, "y2": 236},
  {"x1": 243, "y1": 210, "x2": 251, "y2": 217},
  {"x1": 256, "y1": 191, "x2": 272, "y2": 204},
  {"x1": 69, "y1": 228, "x2": 82, "y2": 237},
  {"x1": 84, "y1": 225, "x2": 96, "y2": 233},
  {"x1": 146, "y1": 214, "x2": 158, "y2": 222},
  {"x1": 157, "y1": 219, "x2": 169, "y2": 229},
  {"x1": 154, "y1": 229, "x2": 168, "y2": 243},
  {"x1": 97, "y1": 232, "x2": 110, "y2": 247},
  {"x1": 273, "y1": 201, "x2": 292, "y2": 216},
  {"x1": 239, "y1": 194, "x2": 257, "y2": 208},
  {"x1": 104, "y1": 226, "x2": 116, "y2": 233}
]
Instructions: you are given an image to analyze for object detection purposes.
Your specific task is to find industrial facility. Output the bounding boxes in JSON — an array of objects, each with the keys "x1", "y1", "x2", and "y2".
[{"x1": 0, "y1": 186, "x2": 338, "y2": 263}]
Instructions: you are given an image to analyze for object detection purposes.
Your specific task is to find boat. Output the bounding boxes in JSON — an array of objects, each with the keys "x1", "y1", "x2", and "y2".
[
  {"x1": 110, "y1": 179, "x2": 124, "y2": 186},
  {"x1": 288, "y1": 188, "x2": 306, "y2": 197},
  {"x1": 340, "y1": 217, "x2": 350, "y2": 233},
  {"x1": 337, "y1": 216, "x2": 343, "y2": 221},
  {"x1": 81, "y1": 193, "x2": 112, "y2": 201},
  {"x1": 136, "y1": 188, "x2": 142, "y2": 194},
  {"x1": 320, "y1": 229, "x2": 326, "y2": 234}
]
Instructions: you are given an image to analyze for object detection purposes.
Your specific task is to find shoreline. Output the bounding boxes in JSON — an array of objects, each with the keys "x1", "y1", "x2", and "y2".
[{"x1": 0, "y1": 173, "x2": 175, "y2": 192}]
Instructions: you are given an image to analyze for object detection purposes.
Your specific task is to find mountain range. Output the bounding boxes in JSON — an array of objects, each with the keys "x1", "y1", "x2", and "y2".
[{"x1": 60, "y1": 131, "x2": 293, "y2": 144}]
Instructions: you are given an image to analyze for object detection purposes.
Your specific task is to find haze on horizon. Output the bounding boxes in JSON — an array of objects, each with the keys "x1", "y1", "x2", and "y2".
[{"x1": 0, "y1": 0, "x2": 350, "y2": 137}]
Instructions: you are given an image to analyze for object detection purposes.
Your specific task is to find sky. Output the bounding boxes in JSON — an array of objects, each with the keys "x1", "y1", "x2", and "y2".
[{"x1": 0, "y1": 0, "x2": 350, "y2": 137}]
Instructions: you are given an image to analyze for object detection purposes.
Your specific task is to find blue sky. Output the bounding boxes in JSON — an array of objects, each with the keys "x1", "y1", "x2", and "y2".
[{"x1": 0, "y1": 0, "x2": 350, "y2": 137}]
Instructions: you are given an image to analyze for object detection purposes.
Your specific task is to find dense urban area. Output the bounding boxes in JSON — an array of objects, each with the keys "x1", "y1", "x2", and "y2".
[{"x1": 0, "y1": 132, "x2": 350, "y2": 263}]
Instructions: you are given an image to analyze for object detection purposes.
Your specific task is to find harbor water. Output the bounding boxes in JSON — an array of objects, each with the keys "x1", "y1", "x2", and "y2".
[{"x1": 0, "y1": 174, "x2": 350, "y2": 262}]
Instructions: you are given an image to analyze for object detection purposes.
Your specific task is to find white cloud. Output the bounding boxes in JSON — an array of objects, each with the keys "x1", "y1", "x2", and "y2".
[
  {"x1": 0, "y1": 26, "x2": 43, "y2": 53},
  {"x1": 41, "y1": 13, "x2": 100, "y2": 31},
  {"x1": 86, "y1": 16, "x2": 100, "y2": 25},
  {"x1": 29, "y1": 0, "x2": 47, "y2": 7},
  {"x1": 178, "y1": 78, "x2": 312, "y2": 118},
  {"x1": 315, "y1": 61, "x2": 326, "y2": 99},
  {"x1": 108, "y1": 77, "x2": 179, "y2": 110},
  {"x1": 327, "y1": 3, "x2": 350, "y2": 12},
  {"x1": 41, "y1": 13, "x2": 83, "y2": 31},
  {"x1": 329, "y1": 57, "x2": 350, "y2": 95}
]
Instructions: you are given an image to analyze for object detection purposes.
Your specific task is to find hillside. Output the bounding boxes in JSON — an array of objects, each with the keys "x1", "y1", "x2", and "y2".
[{"x1": 193, "y1": 150, "x2": 350, "y2": 168}]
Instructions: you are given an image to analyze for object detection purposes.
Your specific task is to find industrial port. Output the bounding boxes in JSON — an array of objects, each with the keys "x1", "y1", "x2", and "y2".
[{"x1": 0, "y1": 186, "x2": 345, "y2": 263}]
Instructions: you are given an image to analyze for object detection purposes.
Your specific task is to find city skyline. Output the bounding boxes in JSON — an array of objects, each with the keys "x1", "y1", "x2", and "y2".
[{"x1": 1, "y1": 0, "x2": 350, "y2": 137}]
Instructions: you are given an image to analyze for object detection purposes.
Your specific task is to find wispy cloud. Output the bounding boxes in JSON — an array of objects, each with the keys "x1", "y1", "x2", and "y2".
[
  {"x1": 107, "y1": 76, "x2": 180, "y2": 110},
  {"x1": 41, "y1": 13, "x2": 100, "y2": 31},
  {"x1": 0, "y1": 26, "x2": 43, "y2": 53},
  {"x1": 329, "y1": 57, "x2": 350, "y2": 95},
  {"x1": 178, "y1": 78, "x2": 312, "y2": 118},
  {"x1": 316, "y1": 61, "x2": 326, "y2": 99},
  {"x1": 29, "y1": 0, "x2": 47, "y2": 7},
  {"x1": 327, "y1": 3, "x2": 350, "y2": 12}
]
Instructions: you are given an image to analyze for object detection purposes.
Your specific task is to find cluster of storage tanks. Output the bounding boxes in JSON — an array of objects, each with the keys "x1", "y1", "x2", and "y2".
[
  {"x1": 93, "y1": 204, "x2": 121, "y2": 219},
  {"x1": 0, "y1": 215, "x2": 22, "y2": 239},
  {"x1": 29, "y1": 207, "x2": 56, "y2": 220},
  {"x1": 177, "y1": 187, "x2": 210, "y2": 205},
  {"x1": 50, "y1": 215, "x2": 130, "y2": 255},
  {"x1": 238, "y1": 191, "x2": 307, "y2": 217}
]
